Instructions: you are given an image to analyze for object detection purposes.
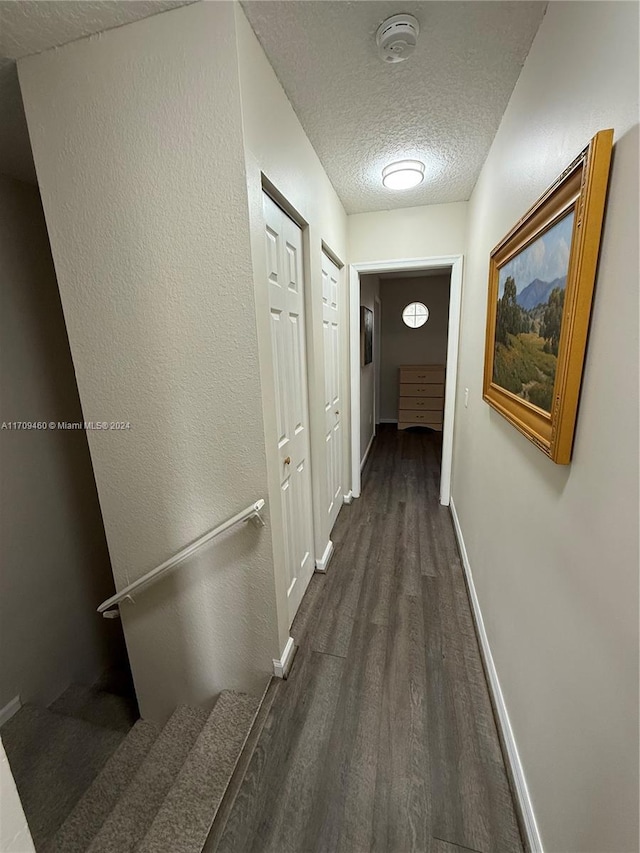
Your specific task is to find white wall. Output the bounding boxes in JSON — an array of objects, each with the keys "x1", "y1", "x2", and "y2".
[
  {"x1": 451, "y1": 3, "x2": 639, "y2": 851},
  {"x1": 348, "y1": 201, "x2": 467, "y2": 264},
  {"x1": 0, "y1": 174, "x2": 117, "y2": 710},
  {"x1": 379, "y1": 275, "x2": 450, "y2": 421},
  {"x1": 359, "y1": 274, "x2": 379, "y2": 462},
  {"x1": 18, "y1": 2, "x2": 281, "y2": 722},
  {"x1": 234, "y1": 5, "x2": 349, "y2": 633},
  {"x1": 0, "y1": 740, "x2": 34, "y2": 853}
]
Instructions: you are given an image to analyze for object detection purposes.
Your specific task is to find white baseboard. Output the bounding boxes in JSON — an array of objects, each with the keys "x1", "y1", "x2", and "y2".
[
  {"x1": 0, "y1": 695, "x2": 21, "y2": 728},
  {"x1": 379, "y1": 418, "x2": 398, "y2": 424},
  {"x1": 449, "y1": 498, "x2": 543, "y2": 853},
  {"x1": 360, "y1": 432, "x2": 375, "y2": 471},
  {"x1": 315, "y1": 539, "x2": 334, "y2": 573},
  {"x1": 343, "y1": 491, "x2": 353, "y2": 505},
  {"x1": 272, "y1": 636, "x2": 296, "y2": 679}
]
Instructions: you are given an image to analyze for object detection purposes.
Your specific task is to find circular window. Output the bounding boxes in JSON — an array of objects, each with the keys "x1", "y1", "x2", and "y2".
[{"x1": 402, "y1": 302, "x2": 429, "y2": 328}]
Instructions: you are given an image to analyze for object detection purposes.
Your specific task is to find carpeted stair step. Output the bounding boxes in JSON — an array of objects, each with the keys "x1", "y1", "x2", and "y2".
[
  {"x1": 86, "y1": 704, "x2": 208, "y2": 853},
  {"x1": 1, "y1": 706, "x2": 124, "y2": 851},
  {"x1": 137, "y1": 691, "x2": 261, "y2": 853},
  {"x1": 46, "y1": 719, "x2": 159, "y2": 853},
  {"x1": 49, "y1": 683, "x2": 138, "y2": 733},
  {"x1": 203, "y1": 680, "x2": 279, "y2": 853}
]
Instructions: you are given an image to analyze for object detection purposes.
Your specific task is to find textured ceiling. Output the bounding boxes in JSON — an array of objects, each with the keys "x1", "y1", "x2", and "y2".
[
  {"x1": 241, "y1": 1, "x2": 547, "y2": 213},
  {"x1": 0, "y1": 0, "x2": 193, "y2": 183},
  {"x1": 1, "y1": 0, "x2": 546, "y2": 207}
]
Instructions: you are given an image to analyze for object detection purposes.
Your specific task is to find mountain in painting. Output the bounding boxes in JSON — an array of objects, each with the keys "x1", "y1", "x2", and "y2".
[{"x1": 516, "y1": 276, "x2": 567, "y2": 310}]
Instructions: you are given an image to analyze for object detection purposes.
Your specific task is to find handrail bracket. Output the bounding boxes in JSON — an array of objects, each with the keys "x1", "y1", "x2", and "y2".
[{"x1": 249, "y1": 506, "x2": 266, "y2": 527}]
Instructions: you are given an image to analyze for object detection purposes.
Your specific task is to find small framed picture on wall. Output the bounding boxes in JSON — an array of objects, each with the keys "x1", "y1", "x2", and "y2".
[{"x1": 361, "y1": 306, "x2": 373, "y2": 366}]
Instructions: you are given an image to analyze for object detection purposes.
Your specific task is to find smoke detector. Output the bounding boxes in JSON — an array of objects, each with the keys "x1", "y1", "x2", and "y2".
[{"x1": 376, "y1": 14, "x2": 420, "y2": 64}]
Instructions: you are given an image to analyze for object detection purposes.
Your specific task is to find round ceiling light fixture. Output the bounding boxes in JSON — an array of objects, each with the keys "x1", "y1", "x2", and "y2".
[
  {"x1": 376, "y1": 14, "x2": 420, "y2": 64},
  {"x1": 382, "y1": 159, "x2": 425, "y2": 190}
]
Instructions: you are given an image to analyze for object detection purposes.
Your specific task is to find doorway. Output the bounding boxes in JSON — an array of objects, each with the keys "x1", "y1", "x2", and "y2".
[{"x1": 349, "y1": 256, "x2": 463, "y2": 504}]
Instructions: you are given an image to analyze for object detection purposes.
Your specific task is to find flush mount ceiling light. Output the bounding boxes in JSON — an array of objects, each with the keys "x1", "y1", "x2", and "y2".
[
  {"x1": 382, "y1": 159, "x2": 425, "y2": 190},
  {"x1": 376, "y1": 14, "x2": 420, "y2": 64}
]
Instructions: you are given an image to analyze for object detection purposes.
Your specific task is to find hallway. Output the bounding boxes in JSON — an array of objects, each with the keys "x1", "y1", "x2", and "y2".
[{"x1": 212, "y1": 426, "x2": 523, "y2": 853}]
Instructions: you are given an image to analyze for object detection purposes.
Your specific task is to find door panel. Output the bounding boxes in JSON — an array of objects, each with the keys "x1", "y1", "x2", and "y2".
[
  {"x1": 270, "y1": 310, "x2": 288, "y2": 448},
  {"x1": 263, "y1": 193, "x2": 315, "y2": 624},
  {"x1": 290, "y1": 313, "x2": 305, "y2": 434},
  {"x1": 322, "y1": 251, "x2": 343, "y2": 531}
]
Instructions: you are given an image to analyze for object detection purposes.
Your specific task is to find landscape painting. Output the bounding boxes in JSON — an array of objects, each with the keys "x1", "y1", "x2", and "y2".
[
  {"x1": 492, "y1": 210, "x2": 575, "y2": 413},
  {"x1": 483, "y1": 130, "x2": 613, "y2": 463}
]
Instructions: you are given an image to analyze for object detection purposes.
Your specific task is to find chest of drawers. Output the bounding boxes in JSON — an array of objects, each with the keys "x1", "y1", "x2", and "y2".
[{"x1": 397, "y1": 364, "x2": 445, "y2": 431}]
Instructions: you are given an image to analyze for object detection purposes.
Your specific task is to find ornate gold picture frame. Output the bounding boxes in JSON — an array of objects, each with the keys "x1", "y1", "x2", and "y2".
[{"x1": 483, "y1": 129, "x2": 613, "y2": 464}]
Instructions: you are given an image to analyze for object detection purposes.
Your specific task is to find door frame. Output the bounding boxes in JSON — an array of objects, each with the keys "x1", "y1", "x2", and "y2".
[
  {"x1": 349, "y1": 255, "x2": 464, "y2": 505},
  {"x1": 320, "y1": 244, "x2": 347, "y2": 551}
]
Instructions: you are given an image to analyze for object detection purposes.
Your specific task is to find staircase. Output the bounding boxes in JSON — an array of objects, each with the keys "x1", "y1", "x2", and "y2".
[{"x1": 1, "y1": 680, "x2": 263, "y2": 853}]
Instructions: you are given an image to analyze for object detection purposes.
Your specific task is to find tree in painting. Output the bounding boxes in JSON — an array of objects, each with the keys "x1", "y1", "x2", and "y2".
[
  {"x1": 492, "y1": 211, "x2": 574, "y2": 413},
  {"x1": 541, "y1": 287, "x2": 565, "y2": 356},
  {"x1": 495, "y1": 276, "x2": 530, "y2": 345}
]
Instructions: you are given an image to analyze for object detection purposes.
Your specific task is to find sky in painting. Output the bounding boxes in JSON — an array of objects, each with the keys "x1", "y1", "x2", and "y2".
[{"x1": 498, "y1": 209, "x2": 575, "y2": 297}]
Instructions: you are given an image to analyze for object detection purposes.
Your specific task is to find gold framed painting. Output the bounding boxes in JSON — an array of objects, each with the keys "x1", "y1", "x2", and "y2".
[{"x1": 483, "y1": 129, "x2": 614, "y2": 464}]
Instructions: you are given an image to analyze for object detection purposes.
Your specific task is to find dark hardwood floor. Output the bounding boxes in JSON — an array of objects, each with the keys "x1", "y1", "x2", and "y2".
[{"x1": 212, "y1": 425, "x2": 524, "y2": 853}]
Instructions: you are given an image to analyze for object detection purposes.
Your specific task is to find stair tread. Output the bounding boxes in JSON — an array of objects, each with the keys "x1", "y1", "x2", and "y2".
[
  {"x1": 138, "y1": 691, "x2": 260, "y2": 853},
  {"x1": 49, "y1": 683, "x2": 138, "y2": 733},
  {"x1": 87, "y1": 704, "x2": 208, "y2": 853},
  {"x1": 1, "y1": 706, "x2": 124, "y2": 850},
  {"x1": 203, "y1": 680, "x2": 279, "y2": 853},
  {"x1": 45, "y1": 719, "x2": 159, "y2": 853}
]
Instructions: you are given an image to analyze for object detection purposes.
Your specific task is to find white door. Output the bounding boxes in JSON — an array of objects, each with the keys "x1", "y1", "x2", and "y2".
[
  {"x1": 263, "y1": 193, "x2": 315, "y2": 625},
  {"x1": 321, "y1": 251, "x2": 343, "y2": 532}
]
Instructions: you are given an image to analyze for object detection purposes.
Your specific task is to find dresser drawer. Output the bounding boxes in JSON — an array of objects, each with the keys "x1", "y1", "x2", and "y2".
[
  {"x1": 398, "y1": 410, "x2": 443, "y2": 430},
  {"x1": 399, "y1": 383, "x2": 443, "y2": 398},
  {"x1": 399, "y1": 396, "x2": 443, "y2": 411},
  {"x1": 401, "y1": 410, "x2": 443, "y2": 424},
  {"x1": 399, "y1": 366, "x2": 445, "y2": 384}
]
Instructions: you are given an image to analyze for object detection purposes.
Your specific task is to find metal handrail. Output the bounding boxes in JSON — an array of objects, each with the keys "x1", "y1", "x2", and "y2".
[{"x1": 97, "y1": 499, "x2": 266, "y2": 618}]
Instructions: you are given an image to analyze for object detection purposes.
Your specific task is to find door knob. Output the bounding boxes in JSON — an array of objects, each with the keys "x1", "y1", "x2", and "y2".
[
  {"x1": 284, "y1": 456, "x2": 291, "y2": 465},
  {"x1": 335, "y1": 410, "x2": 340, "y2": 415}
]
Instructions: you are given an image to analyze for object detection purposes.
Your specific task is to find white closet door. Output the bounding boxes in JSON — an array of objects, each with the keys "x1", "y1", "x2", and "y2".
[
  {"x1": 321, "y1": 250, "x2": 343, "y2": 532},
  {"x1": 263, "y1": 193, "x2": 315, "y2": 624}
]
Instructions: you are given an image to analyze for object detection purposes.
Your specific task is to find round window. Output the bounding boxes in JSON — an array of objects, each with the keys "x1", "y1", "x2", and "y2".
[{"x1": 402, "y1": 302, "x2": 429, "y2": 328}]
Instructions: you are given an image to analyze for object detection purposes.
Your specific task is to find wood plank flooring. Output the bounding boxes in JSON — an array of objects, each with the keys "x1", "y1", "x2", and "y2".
[{"x1": 211, "y1": 425, "x2": 524, "y2": 853}]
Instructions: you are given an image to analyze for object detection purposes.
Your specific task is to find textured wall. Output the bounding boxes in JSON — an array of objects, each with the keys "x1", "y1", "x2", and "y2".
[
  {"x1": 379, "y1": 275, "x2": 450, "y2": 421},
  {"x1": 348, "y1": 201, "x2": 467, "y2": 265},
  {"x1": 18, "y1": 2, "x2": 280, "y2": 722},
  {"x1": 0, "y1": 1, "x2": 192, "y2": 184},
  {"x1": 235, "y1": 4, "x2": 348, "y2": 634},
  {"x1": 451, "y1": 3, "x2": 639, "y2": 850},
  {"x1": 0, "y1": 174, "x2": 117, "y2": 710}
]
